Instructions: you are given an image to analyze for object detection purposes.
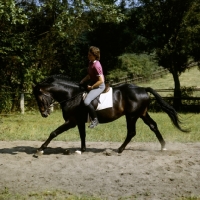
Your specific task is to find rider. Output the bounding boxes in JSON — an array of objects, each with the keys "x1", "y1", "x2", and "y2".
[{"x1": 80, "y1": 46, "x2": 105, "y2": 128}]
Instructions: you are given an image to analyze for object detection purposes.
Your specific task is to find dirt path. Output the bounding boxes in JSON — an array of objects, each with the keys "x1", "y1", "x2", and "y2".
[{"x1": 0, "y1": 141, "x2": 200, "y2": 199}]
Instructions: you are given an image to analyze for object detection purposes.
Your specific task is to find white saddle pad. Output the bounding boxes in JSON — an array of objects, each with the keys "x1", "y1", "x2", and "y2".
[{"x1": 96, "y1": 88, "x2": 113, "y2": 110}]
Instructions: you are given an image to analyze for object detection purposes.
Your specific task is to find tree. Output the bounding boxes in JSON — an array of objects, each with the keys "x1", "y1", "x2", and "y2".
[
  {"x1": 0, "y1": 0, "x2": 30, "y2": 111},
  {"x1": 22, "y1": 0, "x2": 126, "y2": 81},
  {"x1": 127, "y1": 0, "x2": 200, "y2": 109},
  {"x1": 0, "y1": 0, "x2": 126, "y2": 112},
  {"x1": 1, "y1": 0, "x2": 125, "y2": 87}
]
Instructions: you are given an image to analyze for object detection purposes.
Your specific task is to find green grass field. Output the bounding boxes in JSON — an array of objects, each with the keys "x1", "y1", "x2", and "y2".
[{"x1": 0, "y1": 110, "x2": 200, "y2": 142}]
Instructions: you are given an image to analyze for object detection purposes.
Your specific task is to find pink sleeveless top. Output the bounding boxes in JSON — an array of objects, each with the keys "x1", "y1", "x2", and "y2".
[{"x1": 88, "y1": 60, "x2": 104, "y2": 83}]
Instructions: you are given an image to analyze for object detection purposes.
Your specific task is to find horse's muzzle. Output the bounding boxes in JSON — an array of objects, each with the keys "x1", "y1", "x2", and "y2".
[
  {"x1": 41, "y1": 110, "x2": 50, "y2": 118},
  {"x1": 41, "y1": 113, "x2": 48, "y2": 117}
]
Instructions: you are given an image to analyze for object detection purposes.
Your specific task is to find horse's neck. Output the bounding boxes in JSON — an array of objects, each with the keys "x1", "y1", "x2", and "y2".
[{"x1": 51, "y1": 85, "x2": 79, "y2": 102}]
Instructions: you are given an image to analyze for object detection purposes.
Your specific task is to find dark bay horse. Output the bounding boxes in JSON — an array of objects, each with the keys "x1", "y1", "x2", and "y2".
[{"x1": 33, "y1": 75, "x2": 186, "y2": 155}]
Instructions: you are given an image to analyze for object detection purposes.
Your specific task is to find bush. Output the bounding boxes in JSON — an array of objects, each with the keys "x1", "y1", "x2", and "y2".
[{"x1": 106, "y1": 53, "x2": 159, "y2": 81}]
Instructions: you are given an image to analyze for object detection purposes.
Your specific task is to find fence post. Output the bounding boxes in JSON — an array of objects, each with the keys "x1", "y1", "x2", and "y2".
[{"x1": 20, "y1": 93, "x2": 24, "y2": 114}]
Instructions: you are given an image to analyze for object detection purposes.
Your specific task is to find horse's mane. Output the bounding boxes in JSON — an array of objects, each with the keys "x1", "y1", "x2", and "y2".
[
  {"x1": 38, "y1": 75, "x2": 83, "y2": 107},
  {"x1": 39, "y1": 74, "x2": 79, "y2": 87}
]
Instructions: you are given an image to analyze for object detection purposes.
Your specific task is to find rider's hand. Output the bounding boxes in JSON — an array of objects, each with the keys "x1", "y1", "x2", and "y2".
[{"x1": 87, "y1": 85, "x2": 93, "y2": 90}]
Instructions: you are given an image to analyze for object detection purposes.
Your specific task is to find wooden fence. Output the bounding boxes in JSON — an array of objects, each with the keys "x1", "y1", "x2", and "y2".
[
  {"x1": 107, "y1": 67, "x2": 200, "y2": 112},
  {"x1": 109, "y1": 68, "x2": 169, "y2": 86},
  {"x1": 148, "y1": 88, "x2": 200, "y2": 112},
  {"x1": 109, "y1": 62, "x2": 199, "y2": 87}
]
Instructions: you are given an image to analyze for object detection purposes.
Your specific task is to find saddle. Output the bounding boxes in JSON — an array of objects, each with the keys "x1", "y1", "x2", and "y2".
[
  {"x1": 102, "y1": 83, "x2": 110, "y2": 93},
  {"x1": 82, "y1": 83, "x2": 113, "y2": 120}
]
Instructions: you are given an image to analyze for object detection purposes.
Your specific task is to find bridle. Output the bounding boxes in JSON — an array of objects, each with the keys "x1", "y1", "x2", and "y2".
[{"x1": 41, "y1": 93, "x2": 55, "y2": 112}]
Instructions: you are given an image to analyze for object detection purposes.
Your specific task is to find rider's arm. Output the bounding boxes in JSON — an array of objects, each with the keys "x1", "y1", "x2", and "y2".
[{"x1": 88, "y1": 75, "x2": 104, "y2": 90}]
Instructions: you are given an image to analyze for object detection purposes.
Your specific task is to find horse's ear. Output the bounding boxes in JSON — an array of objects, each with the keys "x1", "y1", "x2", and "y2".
[
  {"x1": 32, "y1": 85, "x2": 43, "y2": 93},
  {"x1": 39, "y1": 88, "x2": 50, "y2": 95},
  {"x1": 39, "y1": 88, "x2": 44, "y2": 93}
]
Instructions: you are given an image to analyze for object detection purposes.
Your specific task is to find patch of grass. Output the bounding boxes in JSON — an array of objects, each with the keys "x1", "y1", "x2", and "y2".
[
  {"x1": 0, "y1": 111, "x2": 199, "y2": 142},
  {"x1": 0, "y1": 111, "x2": 79, "y2": 141},
  {"x1": 178, "y1": 197, "x2": 200, "y2": 200},
  {"x1": 0, "y1": 188, "x2": 103, "y2": 200},
  {"x1": 0, "y1": 188, "x2": 199, "y2": 200}
]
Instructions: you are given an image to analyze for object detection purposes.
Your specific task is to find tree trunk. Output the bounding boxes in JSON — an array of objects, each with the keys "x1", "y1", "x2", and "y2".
[{"x1": 172, "y1": 69, "x2": 182, "y2": 111}]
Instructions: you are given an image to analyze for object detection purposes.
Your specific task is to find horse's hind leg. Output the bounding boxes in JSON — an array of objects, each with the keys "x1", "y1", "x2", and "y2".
[
  {"x1": 140, "y1": 112, "x2": 166, "y2": 151},
  {"x1": 118, "y1": 115, "x2": 138, "y2": 154}
]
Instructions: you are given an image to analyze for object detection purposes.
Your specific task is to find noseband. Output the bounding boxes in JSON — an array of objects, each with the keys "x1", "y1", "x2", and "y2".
[{"x1": 41, "y1": 93, "x2": 55, "y2": 111}]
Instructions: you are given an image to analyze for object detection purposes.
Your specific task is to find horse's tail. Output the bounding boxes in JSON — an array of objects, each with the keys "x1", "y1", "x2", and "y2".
[{"x1": 145, "y1": 87, "x2": 188, "y2": 132}]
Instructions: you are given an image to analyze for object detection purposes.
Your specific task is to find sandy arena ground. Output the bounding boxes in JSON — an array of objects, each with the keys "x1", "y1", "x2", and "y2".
[{"x1": 0, "y1": 141, "x2": 200, "y2": 200}]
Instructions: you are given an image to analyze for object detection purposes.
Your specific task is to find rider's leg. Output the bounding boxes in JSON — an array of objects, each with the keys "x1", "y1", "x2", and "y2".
[
  {"x1": 84, "y1": 83, "x2": 105, "y2": 128},
  {"x1": 87, "y1": 103, "x2": 99, "y2": 128}
]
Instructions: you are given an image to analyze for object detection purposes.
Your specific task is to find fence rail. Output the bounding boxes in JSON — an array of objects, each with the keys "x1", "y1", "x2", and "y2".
[
  {"x1": 110, "y1": 68, "x2": 169, "y2": 86},
  {"x1": 109, "y1": 64, "x2": 199, "y2": 86}
]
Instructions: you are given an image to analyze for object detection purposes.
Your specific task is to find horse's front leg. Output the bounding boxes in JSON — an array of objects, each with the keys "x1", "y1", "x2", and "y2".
[
  {"x1": 77, "y1": 122, "x2": 86, "y2": 152},
  {"x1": 36, "y1": 120, "x2": 76, "y2": 155}
]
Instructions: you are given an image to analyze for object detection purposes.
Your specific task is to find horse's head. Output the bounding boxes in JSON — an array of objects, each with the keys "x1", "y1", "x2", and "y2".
[
  {"x1": 33, "y1": 85, "x2": 54, "y2": 118},
  {"x1": 33, "y1": 75, "x2": 83, "y2": 117}
]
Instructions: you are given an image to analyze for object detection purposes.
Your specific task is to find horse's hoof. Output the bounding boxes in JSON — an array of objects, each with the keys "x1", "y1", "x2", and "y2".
[
  {"x1": 81, "y1": 148, "x2": 86, "y2": 152},
  {"x1": 118, "y1": 148, "x2": 123, "y2": 154},
  {"x1": 75, "y1": 150, "x2": 82, "y2": 155},
  {"x1": 161, "y1": 147, "x2": 167, "y2": 151},
  {"x1": 34, "y1": 150, "x2": 44, "y2": 157},
  {"x1": 64, "y1": 149, "x2": 71, "y2": 155}
]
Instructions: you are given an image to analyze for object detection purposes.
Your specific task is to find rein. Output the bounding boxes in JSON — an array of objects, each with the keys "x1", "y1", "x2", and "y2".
[
  {"x1": 42, "y1": 91, "x2": 85, "y2": 108},
  {"x1": 58, "y1": 92, "x2": 85, "y2": 105}
]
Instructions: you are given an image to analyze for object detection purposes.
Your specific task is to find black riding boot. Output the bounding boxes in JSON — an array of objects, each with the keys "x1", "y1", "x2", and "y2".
[{"x1": 87, "y1": 104, "x2": 99, "y2": 128}]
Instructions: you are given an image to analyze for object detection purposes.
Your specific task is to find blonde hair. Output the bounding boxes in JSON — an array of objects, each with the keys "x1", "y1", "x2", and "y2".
[{"x1": 89, "y1": 46, "x2": 100, "y2": 60}]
